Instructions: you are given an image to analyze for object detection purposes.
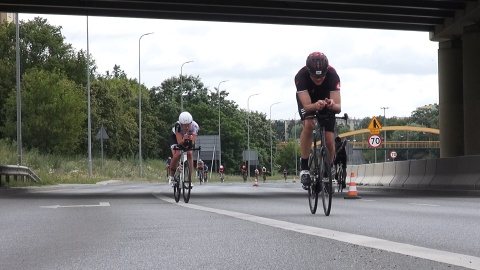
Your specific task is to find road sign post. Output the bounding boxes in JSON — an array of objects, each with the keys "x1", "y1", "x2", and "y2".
[{"x1": 368, "y1": 134, "x2": 382, "y2": 148}]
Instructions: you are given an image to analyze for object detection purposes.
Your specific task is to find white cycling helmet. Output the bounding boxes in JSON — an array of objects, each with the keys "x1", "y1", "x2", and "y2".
[{"x1": 178, "y1": 111, "x2": 193, "y2": 124}]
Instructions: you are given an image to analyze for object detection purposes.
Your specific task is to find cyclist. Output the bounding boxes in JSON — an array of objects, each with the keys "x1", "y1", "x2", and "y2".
[
  {"x1": 203, "y1": 163, "x2": 209, "y2": 182},
  {"x1": 334, "y1": 136, "x2": 347, "y2": 189},
  {"x1": 167, "y1": 111, "x2": 199, "y2": 186},
  {"x1": 295, "y1": 52, "x2": 342, "y2": 189},
  {"x1": 219, "y1": 164, "x2": 225, "y2": 181},
  {"x1": 241, "y1": 163, "x2": 247, "y2": 180},
  {"x1": 262, "y1": 166, "x2": 267, "y2": 181},
  {"x1": 197, "y1": 159, "x2": 204, "y2": 182},
  {"x1": 165, "y1": 157, "x2": 171, "y2": 179}
]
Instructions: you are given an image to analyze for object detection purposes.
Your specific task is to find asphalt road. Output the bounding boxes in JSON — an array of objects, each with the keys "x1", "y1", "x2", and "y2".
[{"x1": 1, "y1": 180, "x2": 479, "y2": 270}]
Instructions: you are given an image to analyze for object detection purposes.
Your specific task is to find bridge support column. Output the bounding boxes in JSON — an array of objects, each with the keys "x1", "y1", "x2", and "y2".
[
  {"x1": 462, "y1": 23, "x2": 480, "y2": 155},
  {"x1": 438, "y1": 38, "x2": 463, "y2": 157}
]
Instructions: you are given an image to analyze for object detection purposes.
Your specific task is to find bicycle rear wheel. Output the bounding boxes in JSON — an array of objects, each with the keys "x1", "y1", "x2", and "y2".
[
  {"x1": 183, "y1": 161, "x2": 192, "y2": 203},
  {"x1": 307, "y1": 148, "x2": 320, "y2": 214},
  {"x1": 321, "y1": 147, "x2": 333, "y2": 216}
]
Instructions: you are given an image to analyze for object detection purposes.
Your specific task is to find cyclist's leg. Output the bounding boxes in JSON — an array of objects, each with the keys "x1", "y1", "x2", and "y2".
[
  {"x1": 186, "y1": 151, "x2": 194, "y2": 185},
  {"x1": 168, "y1": 134, "x2": 180, "y2": 183},
  {"x1": 300, "y1": 117, "x2": 315, "y2": 186}
]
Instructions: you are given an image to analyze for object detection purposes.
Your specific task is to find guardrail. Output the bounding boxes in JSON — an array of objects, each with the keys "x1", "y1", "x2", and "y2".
[{"x1": 0, "y1": 165, "x2": 41, "y2": 186}]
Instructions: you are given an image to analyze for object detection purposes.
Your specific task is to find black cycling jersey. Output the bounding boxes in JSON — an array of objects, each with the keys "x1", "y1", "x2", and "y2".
[{"x1": 295, "y1": 65, "x2": 341, "y2": 131}]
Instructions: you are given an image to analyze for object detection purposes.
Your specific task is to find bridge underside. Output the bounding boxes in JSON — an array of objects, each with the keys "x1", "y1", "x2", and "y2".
[{"x1": 1, "y1": 0, "x2": 480, "y2": 41}]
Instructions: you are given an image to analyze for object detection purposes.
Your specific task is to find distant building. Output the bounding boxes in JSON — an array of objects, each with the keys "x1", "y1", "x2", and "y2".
[
  {"x1": 0, "y1": 12, "x2": 14, "y2": 23},
  {"x1": 417, "y1": 104, "x2": 437, "y2": 110}
]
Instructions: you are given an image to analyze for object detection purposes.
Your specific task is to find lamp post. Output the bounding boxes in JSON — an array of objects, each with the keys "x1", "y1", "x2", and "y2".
[
  {"x1": 247, "y1": 93, "x2": 260, "y2": 178},
  {"x1": 217, "y1": 80, "x2": 228, "y2": 170},
  {"x1": 138, "y1": 32, "x2": 153, "y2": 178},
  {"x1": 180, "y1": 60, "x2": 193, "y2": 111},
  {"x1": 269, "y1": 102, "x2": 281, "y2": 176},
  {"x1": 380, "y1": 107, "x2": 389, "y2": 162}
]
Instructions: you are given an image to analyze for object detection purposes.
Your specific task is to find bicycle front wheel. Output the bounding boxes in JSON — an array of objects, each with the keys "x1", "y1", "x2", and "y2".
[
  {"x1": 183, "y1": 161, "x2": 192, "y2": 203},
  {"x1": 307, "y1": 148, "x2": 320, "y2": 214},
  {"x1": 321, "y1": 147, "x2": 333, "y2": 216}
]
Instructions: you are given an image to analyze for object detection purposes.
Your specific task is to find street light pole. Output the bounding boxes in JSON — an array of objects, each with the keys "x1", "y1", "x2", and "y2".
[
  {"x1": 247, "y1": 93, "x2": 260, "y2": 178},
  {"x1": 269, "y1": 102, "x2": 281, "y2": 176},
  {"x1": 138, "y1": 32, "x2": 153, "y2": 178},
  {"x1": 217, "y1": 80, "x2": 228, "y2": 170},
  {"x1": 180, "y1": 60, "x2": 193, "y2": 111},
  {"x1": 380, "y1": 107, "x2": 389, "y2": 162}
]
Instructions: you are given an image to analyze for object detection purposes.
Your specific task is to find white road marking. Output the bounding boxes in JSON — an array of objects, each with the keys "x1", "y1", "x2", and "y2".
[
  {"x1": 40, "y1": 202, "x2": 110, "y2": 209},
  {"x1": 155, "y1": 192, "x2": 480, "y2": 270},
  {"x1": 410, "y1": 203, "x2": 440, "y2": 207}
]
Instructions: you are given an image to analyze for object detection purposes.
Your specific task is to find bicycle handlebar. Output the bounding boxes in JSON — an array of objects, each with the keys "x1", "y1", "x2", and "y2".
[
  {"x1": 304, "y1": 110, "x2": 348, "y2": 122},
  {"x1": 173, "y1": 143, "x2": 201, "y2": 152}
]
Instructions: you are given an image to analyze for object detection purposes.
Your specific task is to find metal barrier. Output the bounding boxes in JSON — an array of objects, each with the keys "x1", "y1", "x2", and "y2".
[{"x1": 0, "y1": 165, "x2": 41, "y2": 186}]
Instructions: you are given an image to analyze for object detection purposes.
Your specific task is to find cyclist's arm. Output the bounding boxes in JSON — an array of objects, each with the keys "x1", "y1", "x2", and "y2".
[
  {"x1": 297, "y1": 91, "x2": 328, "y2": 112},
  {"x1": 326, "y1": 91, "x2": 341, "y2": 113}
]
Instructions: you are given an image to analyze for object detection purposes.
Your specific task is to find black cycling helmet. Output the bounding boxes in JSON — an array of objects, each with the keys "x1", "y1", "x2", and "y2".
[{"x1": 306, "y1": 52, "x2": 329, "y2": 79}]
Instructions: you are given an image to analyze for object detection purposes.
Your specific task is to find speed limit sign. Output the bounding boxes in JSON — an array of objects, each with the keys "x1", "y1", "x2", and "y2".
[
  {"x1": 367, "y1": 134, "x2": 382, "y2": 148},
  {"x1": 390, "y1": 151, "x2": 398, "y2": 159}
]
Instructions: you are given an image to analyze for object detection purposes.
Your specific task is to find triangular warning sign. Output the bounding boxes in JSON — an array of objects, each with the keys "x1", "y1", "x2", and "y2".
[{"x1": 368, "y1": 116, "x2": 382, "y2": 130}]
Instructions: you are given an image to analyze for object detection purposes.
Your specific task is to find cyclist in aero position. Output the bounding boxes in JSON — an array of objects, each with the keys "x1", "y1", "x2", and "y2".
[
  {"x1": 167, "y1": 112, "x2": 199, "y2": 186},
  {"x1": 197, "y1": 159, "x2": 204, "y2": 182},
  {"x1": 203, "y1": 163, "x2": 209, "y2": 182},
  {"x1": 241, "y1": 163, "x2": 247, "y2": 181},
  {"x1": 295, "y1": 52, "x2": 342, "y2": 189},
  {"x1": 334, "y1": 136, "x2": 347, "y2": 189},
  {"x1": 219, "y1": 164, "x2": 225, "y2": 181}
]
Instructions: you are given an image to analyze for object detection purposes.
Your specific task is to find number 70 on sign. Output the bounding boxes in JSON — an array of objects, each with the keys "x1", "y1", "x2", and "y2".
[{"x1": 368, "y1": 134, "x2": 382, "y2": 148}]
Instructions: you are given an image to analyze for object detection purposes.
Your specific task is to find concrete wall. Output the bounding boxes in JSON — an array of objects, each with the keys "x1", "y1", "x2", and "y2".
[{"x1": 348, "y1": 155, "x2": 480, "y2": 190}]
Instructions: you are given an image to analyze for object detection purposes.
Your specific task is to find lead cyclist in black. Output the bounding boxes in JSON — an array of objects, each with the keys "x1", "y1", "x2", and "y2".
[{"x1": 295, "y1": 52, "x2": 342, "y2": 190}]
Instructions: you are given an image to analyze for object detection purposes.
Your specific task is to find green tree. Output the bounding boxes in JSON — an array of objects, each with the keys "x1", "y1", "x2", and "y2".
[{"x1": 2, "y1": 68, "x2": 85, "y2": 154}]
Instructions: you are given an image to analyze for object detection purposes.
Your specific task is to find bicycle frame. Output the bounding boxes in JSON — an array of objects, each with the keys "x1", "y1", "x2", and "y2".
[
  {"x1": 306, "y1": 111, "x2": 348, "y2": 215},
  {"x1": 172, "y1": 144, "x2": 201, "y2": 203}
]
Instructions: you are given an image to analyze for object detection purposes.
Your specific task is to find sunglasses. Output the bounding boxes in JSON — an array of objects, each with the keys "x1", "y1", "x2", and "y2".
[{"x1": 310, "y1": 73, "x2": 326, "y2": 80}]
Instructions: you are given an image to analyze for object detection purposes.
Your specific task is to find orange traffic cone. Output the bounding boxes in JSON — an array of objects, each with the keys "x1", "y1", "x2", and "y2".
[
  {"x1": 253, "y1": 177, "x2": 258, "y2": 187},
  {"x1": 344, "y1": 172, "x2": 361, "y2": 199}
]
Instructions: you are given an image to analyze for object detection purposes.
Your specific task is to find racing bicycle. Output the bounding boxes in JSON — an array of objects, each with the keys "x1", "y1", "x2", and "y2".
[
  {"x1": 197, "y1": 168, "x2": 204, "y2": 184},
  {"x1": 172, "y1": 142, "x2": 201, "y2": 203},
  {"x1": 306, "y1": 111, "x2": 348, "y2": 215}
]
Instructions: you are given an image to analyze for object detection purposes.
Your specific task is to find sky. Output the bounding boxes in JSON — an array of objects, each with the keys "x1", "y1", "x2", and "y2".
[{"x1": 20, "y1": 13, "x2": 439, "y2": 121}]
